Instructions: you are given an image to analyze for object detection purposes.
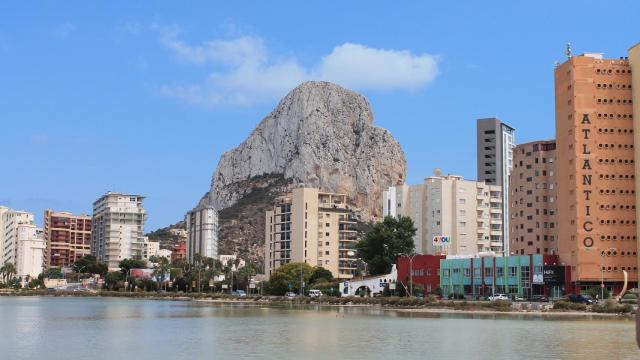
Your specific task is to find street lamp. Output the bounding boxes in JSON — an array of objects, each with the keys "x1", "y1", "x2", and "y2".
[
  {"x1": 600, "y1": 247, "x2": 617, "y2": 301},
  {"x1": 76, "y1": 265, "x2": 86, "y2": 290}
]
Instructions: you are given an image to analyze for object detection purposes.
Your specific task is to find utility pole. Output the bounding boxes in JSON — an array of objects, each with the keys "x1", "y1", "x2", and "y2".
[{"x1": 300, "y1": 262, "x2": 304, "y2": 296}]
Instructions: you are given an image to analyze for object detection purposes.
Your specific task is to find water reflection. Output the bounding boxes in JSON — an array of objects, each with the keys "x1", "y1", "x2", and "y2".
[{"x1": 0, "y1": 297, "x2": 637, "y2": 360}]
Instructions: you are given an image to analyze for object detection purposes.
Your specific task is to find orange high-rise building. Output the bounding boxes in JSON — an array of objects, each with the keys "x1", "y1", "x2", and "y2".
[
  {"x1": 556, "y1": 50, "x2": 637, "y2": 294},
  {"x1": 44, "y1": 210, "x2": 92, "y2": 268}
]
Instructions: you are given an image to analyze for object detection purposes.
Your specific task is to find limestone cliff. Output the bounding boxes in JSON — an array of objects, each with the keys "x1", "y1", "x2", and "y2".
[{"x1": 199, "y1": 81, "x2": 406, "y2": 265}]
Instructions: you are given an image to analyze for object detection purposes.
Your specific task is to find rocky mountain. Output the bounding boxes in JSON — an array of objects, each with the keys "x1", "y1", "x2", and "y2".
[{"x1": 198, "y1": 81, "x2": 406, "y2": 266}]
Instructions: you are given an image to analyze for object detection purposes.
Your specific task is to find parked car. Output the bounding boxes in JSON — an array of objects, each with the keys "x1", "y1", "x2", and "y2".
[
  {"x1": 308, "y1": 289, "x2": 323, "y2": 298},
  {"x1": 567, "y1": 294, "x2": 595, "y2": 304},
  {"x1": 285, "y1": 292, "x2": 296, "y2": 299},
  {"x1": 488, "y1": 294, "x2": 509, "y2": 301},
  {"x1": 529, "y1": 295, "x2": 549, "y2": 302},
  {"x1": 231, "y1": 290, "x2": 247, "y2": 297},
  {"x1": 529, "y1": 295, "x2": 550, "y2": 302}
]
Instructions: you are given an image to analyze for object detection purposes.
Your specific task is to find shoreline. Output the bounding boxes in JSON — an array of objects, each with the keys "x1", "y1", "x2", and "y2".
[{"x1": 1, "y1": 291, "x2": 635, "y2": 319}]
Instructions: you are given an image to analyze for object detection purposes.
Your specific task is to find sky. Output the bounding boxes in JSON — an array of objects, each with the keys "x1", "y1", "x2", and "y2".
[{"x1": 1, "y1": 1, "x2": 639, "y2": 231}]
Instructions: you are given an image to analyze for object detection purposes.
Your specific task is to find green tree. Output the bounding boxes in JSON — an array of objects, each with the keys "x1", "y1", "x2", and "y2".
[
  {"x1": 104, "y1": 271, "x2": 124, "y2": 290},
  {"x1": 356, "y1": 215, "x2": 416, "y2": 275},
  {"x1": 73, "y1": 255, "x2": 108, "y2": 276},
  {"x1": 118, "y1": 258, "x2": 147, "y2": 291},
  {"x1": 39, "y1": 267, "x2": 64, "y2": 280},
  {"x1": 118, "y1": 258, "x2": 147, "y2": 275},
  {"x1": 237, "y1": 263, "x2": 258, "y2": 291},
  {"x1": 267, "y1": 262, "x2": 314, "y2": 295},
  {"x1": 28, "y1": 278, "x2": 44, "y2": 289},
  {"x1": 150, "y1": 256, "x2": 171, "y2": 291},
  {"x1": 309, "y1": 267, "x2": 334, "y2": 285}
]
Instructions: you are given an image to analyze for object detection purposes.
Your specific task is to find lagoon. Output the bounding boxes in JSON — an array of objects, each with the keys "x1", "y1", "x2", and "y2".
[{"x1": 0, "y1": 297, "x2": 637, "y2": 359}]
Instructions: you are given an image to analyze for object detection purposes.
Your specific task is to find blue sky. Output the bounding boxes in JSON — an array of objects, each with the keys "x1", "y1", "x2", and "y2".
[{"x1": 1, "y1": 1, "x2": 639, "y2": 230}]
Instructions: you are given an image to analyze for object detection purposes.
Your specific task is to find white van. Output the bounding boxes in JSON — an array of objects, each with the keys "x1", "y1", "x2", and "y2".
[{"x1": 308, "y1": 289, "x2": 323, "y2": 298}]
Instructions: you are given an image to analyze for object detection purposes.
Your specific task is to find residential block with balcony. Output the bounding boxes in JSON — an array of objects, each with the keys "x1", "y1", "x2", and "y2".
[
  {"x1": 264, "y1": 188, "x2": 359, "y2": 279},
  {"x1": 91, "y1": 192, "x2": 146, "y2": 270}
]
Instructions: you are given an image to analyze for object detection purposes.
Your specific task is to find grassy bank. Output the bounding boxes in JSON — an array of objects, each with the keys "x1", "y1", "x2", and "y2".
[{"x1": 2, "y1": 290, "x2": 635, "y2": 315}]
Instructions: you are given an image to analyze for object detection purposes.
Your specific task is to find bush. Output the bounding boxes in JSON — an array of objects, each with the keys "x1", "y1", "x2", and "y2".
[
  {"x1": 486, "y1": 300, "x2": 512, "y2": 310},
  {"x1": 592, "y1": 299, "x2": 634, "y2": 314},
  {"x1": 583, "y1": 287, "x2": 610, "y2": 300},
  {"x1": 553, "y1": 301, "x2": 587, "y2": 311}
]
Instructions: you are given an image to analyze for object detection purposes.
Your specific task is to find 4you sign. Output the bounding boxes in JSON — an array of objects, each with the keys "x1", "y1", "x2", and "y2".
[{"x1": 432, "y1": 235, "x2": 450, "y2": 246}]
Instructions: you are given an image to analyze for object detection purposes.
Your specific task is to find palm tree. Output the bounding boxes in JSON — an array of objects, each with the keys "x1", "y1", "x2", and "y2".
[
  {"x1": 1, "y1": 263, "x2": 16, "y2": 284},
  {"x1": 150, "y1": 256, "x2": 171, "y2": 291}
]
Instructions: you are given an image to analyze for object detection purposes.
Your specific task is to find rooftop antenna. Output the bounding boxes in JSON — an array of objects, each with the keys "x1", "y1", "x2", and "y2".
[{"x1": 565, "y1": 43, "x2": 572, "y2": 59}]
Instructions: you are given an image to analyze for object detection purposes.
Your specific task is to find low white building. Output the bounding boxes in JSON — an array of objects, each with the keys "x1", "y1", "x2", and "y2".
[
  {"x1": 156, "y1": 249, "x2": 172, "y2": 262},
  {"x1": 339, "y1": 265, "x2": 397, "y2": 297},
  {"x1": 219, "y1": 254, "x2": 245, "y2": 270}
]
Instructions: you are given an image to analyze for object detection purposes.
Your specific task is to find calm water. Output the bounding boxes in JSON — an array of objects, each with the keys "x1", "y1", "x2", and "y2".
[{"x1": 0, "y1": 297, "x2": 638, "y2": 360}]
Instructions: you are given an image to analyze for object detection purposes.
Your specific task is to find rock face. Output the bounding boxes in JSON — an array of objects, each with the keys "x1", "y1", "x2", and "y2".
[
  {"x1": 202, "y1": 81, "x2": 406, "y2": 219},
  {"x1": 197, "y1": 81, "x2": 406, "y2": 265}
]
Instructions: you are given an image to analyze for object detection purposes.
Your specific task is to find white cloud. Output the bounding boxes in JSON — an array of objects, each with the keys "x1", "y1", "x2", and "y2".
[
  {"x1": 317, "y1": 43, "x2": 438, "y2": 91},
  {"x1": 155, "y1": 26, "x2": 439, "y2": 108}
]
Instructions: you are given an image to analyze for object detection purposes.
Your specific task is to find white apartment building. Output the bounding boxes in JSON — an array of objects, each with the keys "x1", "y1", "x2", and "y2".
[
  {"x1": 383, "y1": 172, "x2": 504, "y2": 256},
  {"x1": 185, "y1": 204, "x2": 218, "y2": 263},
  {"x1": 382, "y1": 184, "x2": 425, "y2": 253},
  {"x1": 142, "y1": 237, "x2": 160, "y2": 260},
  {"x1": 91, "y1": 193, "x2": 146, "y2": 270},
  {"x1": 0, "y1": 207, "x2": 45, "y2": 280}
]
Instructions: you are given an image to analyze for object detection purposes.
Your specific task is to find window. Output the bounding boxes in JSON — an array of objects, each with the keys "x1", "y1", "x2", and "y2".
[
  {"x1": 443, "y1": 269, "x2": 450, "y2": 276},
  {"x1": 509, "y1": 266, "x2": 517, "y2": 277},
  {"x1": 484, "y1": 267, "x2": 493, "y2": 277},
  {"x1": 463, "y1": 268, "x2": 471, "y2": 277},
  {"x1": 496, "y1": 267, "x2": 504, "y2": 277}
]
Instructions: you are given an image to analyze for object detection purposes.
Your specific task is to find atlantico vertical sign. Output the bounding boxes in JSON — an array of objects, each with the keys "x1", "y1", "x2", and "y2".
[{"x1": 581, "y1": 113, "x2": 594, "y2": 248}]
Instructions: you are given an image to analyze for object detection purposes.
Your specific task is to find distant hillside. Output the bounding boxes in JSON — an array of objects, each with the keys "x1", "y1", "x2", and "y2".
[{"x1": 145, "y1": 221, "x2": 186, "y2": 249}]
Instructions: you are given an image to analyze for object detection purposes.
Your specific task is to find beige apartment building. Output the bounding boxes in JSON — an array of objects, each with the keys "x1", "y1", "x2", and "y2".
[
  {"x1": 91, "y1": 193, "x2": 146, "y2": 270},
  {"x1": 384, "y1": 172, "x2": 504, "y2": 256},
  {"x1": 264, "y1": 188, "x2": 359, "y2": 279},
  {"x1": 43, "y1": 210, "x2": 92, "y2": 269},
  {"x1": 509, "y1": 140, "x2": 558, "y2": 256},
  {"x1": 556, "y1": 50, "x2": 637, "y2": 292}
]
